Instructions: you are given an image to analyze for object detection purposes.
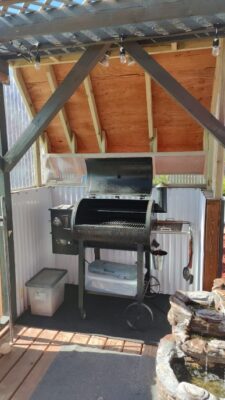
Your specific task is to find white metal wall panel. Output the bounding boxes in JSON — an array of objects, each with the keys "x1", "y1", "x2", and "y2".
[
  {"x1": 52, "y1": 187, "x2": 205, "y2": 294},
  {"x1": 12, "y1": 188, "x2": 55, "y2": 316},
  {"x1": 4, "y1": 69, "x2": 35, "y2": 190}
]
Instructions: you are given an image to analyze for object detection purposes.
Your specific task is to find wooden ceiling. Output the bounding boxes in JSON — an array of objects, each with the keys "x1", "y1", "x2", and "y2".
[{"x1": 17, "y1": 47, "x2": 216, "y2": 164}]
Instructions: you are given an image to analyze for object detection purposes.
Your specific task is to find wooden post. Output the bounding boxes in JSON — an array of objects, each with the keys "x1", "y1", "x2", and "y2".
[
  {"x1": 0, "y1": 83, "x2": 17, "y2": 321},
  {"x1": 203, "y1": 198, "x2": 222, "y2": 290},
  {"x1": 206, "y1": 39, "x2": 225, "y2": 197}
]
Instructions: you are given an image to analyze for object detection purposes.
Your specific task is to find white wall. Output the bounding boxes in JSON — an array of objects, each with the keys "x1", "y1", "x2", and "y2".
[
  {"x1": 12, "y1": 186, "x2": 206, "y2": 316},
  {"x1": 12, "y1": 187, "x2": 55, "y2": 316}
]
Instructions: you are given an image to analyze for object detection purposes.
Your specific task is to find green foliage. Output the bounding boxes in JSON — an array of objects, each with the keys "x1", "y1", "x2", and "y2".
[
  {"x1": 223, "y1": 177, "x2": 225, "y2": 195},
  {"x1": 153, "y1": 175, "x2": 169, "y2": 185}
]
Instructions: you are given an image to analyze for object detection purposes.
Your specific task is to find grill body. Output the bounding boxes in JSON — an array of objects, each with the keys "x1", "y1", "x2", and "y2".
[
  {"x1": 72, "y1": 197, "x2": 155, "y2": 251},
  {"x1": 50, "y1": 157, "x2": 166, "y2": 254}
]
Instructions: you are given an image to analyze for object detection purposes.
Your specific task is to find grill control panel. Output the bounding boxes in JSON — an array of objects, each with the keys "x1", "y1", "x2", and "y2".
[{"x1": 50, "y1": 205, "x2": 78, "y2": 255}]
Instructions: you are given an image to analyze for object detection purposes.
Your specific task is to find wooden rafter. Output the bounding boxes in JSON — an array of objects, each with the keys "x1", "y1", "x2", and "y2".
[
  {"x1": 124, "y1": 41, "x2": 225, "y2": 149},
  {"x1": 145, "y1": 73, "x2": 156, "y2": 152},
  {"x1": 12, "y1": 68, "x2": 43, "y2": 186},
  {"x1": 9, "y1": 38, "x2": 213, "y2": 69},
  {"x1": 3, "y1": 43, "x2": 109, "y2": 172},
  {"x1": 209, "y1": 39, "x2": 225, "y2": 198},
  {"x1": 0, "y1": 0, "x2": 225, "y2": 42},
  {"x1": 84, "y1": 75, "x2": 105, "y2": 153},
  {"x1": 46, "y1": 65, "x2": 76, "y2": 153}
]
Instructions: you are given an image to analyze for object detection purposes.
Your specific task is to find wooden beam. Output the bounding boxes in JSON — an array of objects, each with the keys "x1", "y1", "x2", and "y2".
[
  {"x1": 125, "y1": 41, "x2": 225, "y2": 149},
  {"x1": 145, "y1": 73, "x2": 156, "y2": 152},
  {"x1": 46, "y1": 150, "x2": 206, "y2": 159},
  {"x1": 0, "y1": 83, "x2": 17, "y2": 320},
  {"x1": 4, "y1": 44, "x2": 109, "y2": 172},
  {"x1": 9, "y1": 38, "x2": 213, "y2": 69},
  {"x1": 12, "y1": 68, "x2": 43, "y2": 186},
  {"x1": 212, "y1": 40, "x2": 225, "y2": 198},
  {"x1": 206, "y1": 39, "x2": 225, "y2": 197},
  {"x1": 46, "y1": 65, "x2": 76, "y2": 153},
  {"x1": 84, "y1": 75, "x2": 105, "y2": 152},
  {"x1": 0, "y1": 61, "x2": 9, "y2": 84},
  {"x1": 1, "y1": 0, "x2": 225, "y2": 42}
]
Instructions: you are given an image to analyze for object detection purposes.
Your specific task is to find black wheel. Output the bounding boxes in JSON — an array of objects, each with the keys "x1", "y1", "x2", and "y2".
[
  {"x1": 125, "y1": 302, "x2": 153, "y2": 330},
  {"x1": 144, "y1": 275, "x2": 160, "y2": 299},
  {"x1": 80, "y1": 309, "x2": 86, "y2": 320}
]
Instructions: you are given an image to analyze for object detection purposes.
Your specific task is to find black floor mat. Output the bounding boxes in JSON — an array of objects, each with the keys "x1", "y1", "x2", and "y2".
[{"x1": 17, "y1": 284, "x2": 171, "y2": 345}]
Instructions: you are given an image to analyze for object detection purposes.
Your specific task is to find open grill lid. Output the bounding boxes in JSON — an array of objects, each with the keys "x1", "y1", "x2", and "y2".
[{"x1": 86, "y1": 157, "x2": 153, "y2": 196}]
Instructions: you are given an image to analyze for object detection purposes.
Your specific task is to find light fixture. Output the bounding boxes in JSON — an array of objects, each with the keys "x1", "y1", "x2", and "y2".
[
  {"x1": 120, "y1": 46, "x2": 127, "y2": 64},
  {"x1": 127, "y1": 56, "x2": 135, "y2": 66},
  {"x1": 212, "y1": 27, "x2": 220, "y2": 57},
  {"x1": 119, "y1": 34, "x2": 127, "y2": 64},
  {"x1": 99, "y1": 51, "x2": 110, "y2": 67}
]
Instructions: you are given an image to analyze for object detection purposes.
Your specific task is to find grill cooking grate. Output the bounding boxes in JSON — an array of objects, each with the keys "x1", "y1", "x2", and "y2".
[{"x1": 99, "y1": 220, "x2": 145, "y2": 229}]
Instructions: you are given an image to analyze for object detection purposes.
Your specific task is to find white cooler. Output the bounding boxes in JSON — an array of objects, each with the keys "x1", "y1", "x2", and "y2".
[{"x1": 26, "y1": 268, "x2": 68, "y2": 316}]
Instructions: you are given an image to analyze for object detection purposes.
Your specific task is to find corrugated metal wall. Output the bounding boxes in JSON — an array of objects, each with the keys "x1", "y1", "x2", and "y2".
[
  {"x1": 12, "y1": 188, "x2": 54, "y2": 316},
  {"x1": 4, "y1": 69, "x2": 35, "y2": 190},
  {"x1": 52, "y1": 187, "x2": 206, "y2": 294}
]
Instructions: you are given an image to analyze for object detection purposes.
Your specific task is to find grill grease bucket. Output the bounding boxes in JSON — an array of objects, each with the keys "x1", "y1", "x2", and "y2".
[{"x1": 152, "y1": 249, "x2": 167, "y2": 271}]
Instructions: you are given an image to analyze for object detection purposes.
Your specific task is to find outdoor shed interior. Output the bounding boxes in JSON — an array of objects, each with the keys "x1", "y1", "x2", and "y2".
[{"x1": 0, "y1": 1, "x2": 225, "y2": 399}]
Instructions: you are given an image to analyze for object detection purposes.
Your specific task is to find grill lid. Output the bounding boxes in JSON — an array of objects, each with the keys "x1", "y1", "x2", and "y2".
[{"x1": 86, "y1": 157, "x2": 153, "y2": 196}]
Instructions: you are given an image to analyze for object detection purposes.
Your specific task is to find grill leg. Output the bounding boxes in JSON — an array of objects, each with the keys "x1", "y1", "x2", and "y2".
[
  {"x1": 78, "y1": 241, "x2": 86, "y2": 319},
  {"x1": 94, "y1": 247, "x2": 100, "y2": 260},
  {"x1": 145, "y1": 251, "x2": 150, "y2": 281},
  {"x1": 137, "y1": 243, "x2": 144, "y2": 304}
]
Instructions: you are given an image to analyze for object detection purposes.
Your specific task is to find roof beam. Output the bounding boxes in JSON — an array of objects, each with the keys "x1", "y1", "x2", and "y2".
[
  {"x1": 1, "y1": 0, "x2": 225, "y2": 42},
  {"x1": 84, "y1": 75, "x2": 105, "y2": 153},
  {"x1": 3, "y1": 43, "x2": 109, "y2": 172},
  {"x1": 46, "y1": 65, "x2": 76, "y2": 153},
  {"x1": 125, "y1": 41, "x2": 225, "y2": 149},
  {"x1": 145, "y1": 73, "x2": 157, "y2": 152},
  {"x1": 10, "y1": 38, "x2": 212, "y2": 69}
]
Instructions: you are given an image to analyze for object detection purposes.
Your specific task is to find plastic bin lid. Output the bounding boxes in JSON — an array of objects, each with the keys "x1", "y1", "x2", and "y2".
[{"x1": 25, "y1": 268, "x2": 67, "y2": 288}]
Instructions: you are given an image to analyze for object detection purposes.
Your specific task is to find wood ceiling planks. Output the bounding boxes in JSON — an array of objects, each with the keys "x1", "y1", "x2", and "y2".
[{"x1": 19, "y1": 48, "x2": 216, "y2": 154}]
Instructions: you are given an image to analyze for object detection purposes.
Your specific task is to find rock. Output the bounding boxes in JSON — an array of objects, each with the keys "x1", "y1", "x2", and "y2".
[
  {"x1": 185, "y1": 291, "x2": 214, "y2": 306},
  {"x1": 181, "y1": 337, "x2": 205, "y2": 360},
  {"x1": 176, "y1": 382, "x2": 217, "y2": 400},
  {"x1": 213, "y1": 289, "x2": 225, "y2": 315},
  {"x1": 212, "y1": 278, "x2": 225, "y2": 291}
]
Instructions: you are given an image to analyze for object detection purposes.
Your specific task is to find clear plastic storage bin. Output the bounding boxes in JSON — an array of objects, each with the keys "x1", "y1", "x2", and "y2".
[{"x1": 25, "y1": 268, "x2": 68, "y2": 316}]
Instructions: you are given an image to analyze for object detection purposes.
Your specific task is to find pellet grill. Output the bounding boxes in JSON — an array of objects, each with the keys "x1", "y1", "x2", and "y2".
[{"x1": 50, "y1": 157, "x2": 167, "y2": 328}]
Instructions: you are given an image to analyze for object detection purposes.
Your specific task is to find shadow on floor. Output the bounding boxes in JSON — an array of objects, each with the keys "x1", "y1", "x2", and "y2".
[{"x1": 17, "y1": 284, "x2": 171, "y2": 345}]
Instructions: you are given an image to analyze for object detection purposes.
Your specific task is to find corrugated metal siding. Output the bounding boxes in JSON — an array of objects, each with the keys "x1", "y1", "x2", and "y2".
[
  {"x1": 12, "y1": 188, "x2": 55, "y2": 316},
  {"x1": 52, "y1": 187, "x2": 205, "y2": 294},
  {"x1": 4, "y1": 69, "x2": 35, "y2": 190}
]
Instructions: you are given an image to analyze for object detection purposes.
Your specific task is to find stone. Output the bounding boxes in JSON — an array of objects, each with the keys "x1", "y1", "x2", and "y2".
[
  {"x1": 212, "y1": 278, "x2": 225, "y2": 291},
  {"x1": 176, "y1": 382, "x2": 217, "y2": 400},
  {"x1": 213, "y1": 289, "x2": 225, "y2": 315}
]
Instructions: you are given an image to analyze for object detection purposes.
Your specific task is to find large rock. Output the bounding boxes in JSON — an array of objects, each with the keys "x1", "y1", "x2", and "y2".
[
  {"x1": 176, "y1": 382, "x2": 217, "y2": 400},
  {"x1": 181, "y1": 337, "x2": 225, "y2": 366}
]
